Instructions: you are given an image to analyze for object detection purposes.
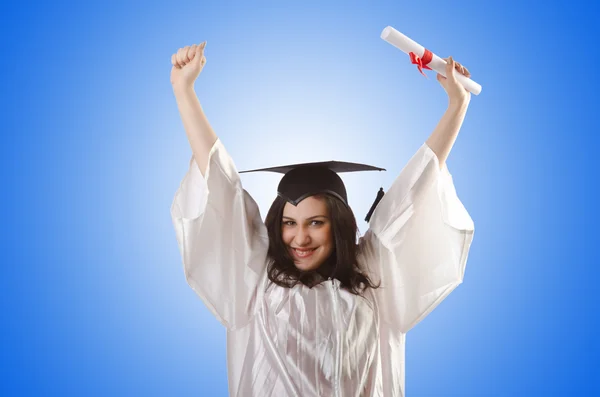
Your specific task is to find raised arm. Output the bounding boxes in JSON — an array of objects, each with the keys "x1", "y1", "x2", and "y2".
[
  {"x1": 171, "y1": 41, "x2": 216, "y2": 176},
  {"x1": 426, "y1": 56, "x2": 471, "y2": 170},
  {"x1": 359, "y1": 56, "x2": 475, "y2": 333},
  {"x1": 169, "y1": 43, "x2": 269, "y2": 330}
]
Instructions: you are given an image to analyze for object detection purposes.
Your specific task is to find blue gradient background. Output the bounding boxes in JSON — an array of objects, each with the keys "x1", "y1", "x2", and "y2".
[{"x1": 2, "y1": 0, "x2": 598, "y2": 396}]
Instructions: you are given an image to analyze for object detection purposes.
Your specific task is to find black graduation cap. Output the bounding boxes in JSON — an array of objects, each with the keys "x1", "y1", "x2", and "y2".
[{"x1": 240, "y1": 160, "x2": 386, "y2": 222}]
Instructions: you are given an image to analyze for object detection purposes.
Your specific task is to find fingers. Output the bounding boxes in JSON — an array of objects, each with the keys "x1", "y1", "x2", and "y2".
[
  {"x1": 175, "y1": 48, "x2": 183, "y2": 67},
  {"x1": 457, "y1": 62, "x2": 470, "y2": 78},
  {"x1": 176, "y1": 47, "x2": 189, "y2": 67},
  {"x1": 172, "y1": 42, "x2": 207, "y2": 68},
  {"x1": 444, "y1": 56, "x2": 471, "y2": 78},
  {"x1": 186, "y1": 44, "x2": 197, "y2": 62}
]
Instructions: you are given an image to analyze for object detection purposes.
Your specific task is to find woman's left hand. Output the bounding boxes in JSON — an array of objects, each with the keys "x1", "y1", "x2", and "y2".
[{"x1": 437, "y1": 56, "x2": 471, "y2": 105}]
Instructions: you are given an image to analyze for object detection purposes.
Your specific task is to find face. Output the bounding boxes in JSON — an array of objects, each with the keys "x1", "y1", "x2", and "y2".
[{"x1": 282, "y1": 196, "x2": 334, "y2": 272}]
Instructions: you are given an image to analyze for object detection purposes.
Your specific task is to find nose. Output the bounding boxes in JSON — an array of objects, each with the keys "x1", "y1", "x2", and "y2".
[{"x1": 293, "y1": 225, "x2": 311, "y2": 246}]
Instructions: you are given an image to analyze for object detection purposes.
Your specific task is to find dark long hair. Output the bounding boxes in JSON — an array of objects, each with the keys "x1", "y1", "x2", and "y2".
[{"x1": 264, "y1": 193, "x2": 380, "y2": 296}]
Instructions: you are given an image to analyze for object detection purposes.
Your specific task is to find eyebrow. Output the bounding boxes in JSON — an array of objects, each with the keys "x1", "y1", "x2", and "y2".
[{"x1": 282, "y1": 215, "x2": 328, "y2": 220}]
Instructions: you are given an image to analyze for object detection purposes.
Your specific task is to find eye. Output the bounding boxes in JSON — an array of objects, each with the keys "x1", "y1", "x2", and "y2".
[
  {"x1": 311, "y1": 220, "x2": 324, "y2": 226},
  {"x1": 283, "y1": 220, "x2": 295, "y2": 226}
]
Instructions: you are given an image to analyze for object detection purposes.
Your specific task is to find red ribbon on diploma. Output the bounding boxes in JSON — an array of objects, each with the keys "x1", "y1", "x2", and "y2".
[{"x1": 409, "y1": 49, "x2": 433, "y2": 77}]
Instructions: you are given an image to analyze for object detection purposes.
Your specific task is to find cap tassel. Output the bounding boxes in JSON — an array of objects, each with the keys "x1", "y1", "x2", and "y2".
[{"x1": 365, "y1": 187, "x2": 385, "y2": 223}]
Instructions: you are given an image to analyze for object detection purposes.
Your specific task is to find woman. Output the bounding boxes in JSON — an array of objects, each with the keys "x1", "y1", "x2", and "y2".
[{"x1": 170, "y1": 41, "x2": 475, "y2": 397}]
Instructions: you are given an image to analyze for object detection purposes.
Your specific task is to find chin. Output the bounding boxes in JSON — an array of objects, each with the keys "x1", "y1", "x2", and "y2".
[{"x1": 293, "y1": 260, "x2": 321, "y2": 272}]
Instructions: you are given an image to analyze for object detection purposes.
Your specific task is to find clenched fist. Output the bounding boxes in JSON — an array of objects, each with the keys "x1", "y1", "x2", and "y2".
[{"x1": 170, "y1": 42, "x2": 207, "y2": 89}]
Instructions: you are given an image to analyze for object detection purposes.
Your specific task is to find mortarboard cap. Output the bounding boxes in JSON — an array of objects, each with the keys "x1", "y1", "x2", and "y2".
[{"x1": 240, "y1": 160, "x2": 386, "y2": 223}]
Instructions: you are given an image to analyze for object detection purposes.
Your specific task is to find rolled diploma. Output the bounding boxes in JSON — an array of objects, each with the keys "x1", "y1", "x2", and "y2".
[{"x1": 381, "y1": 26, "x2": 482, "y2": 95}]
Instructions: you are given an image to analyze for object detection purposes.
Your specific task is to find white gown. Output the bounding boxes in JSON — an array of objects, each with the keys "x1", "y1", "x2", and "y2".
[{"x1": 170, "y1": 138, "x2": 474, "y2": 397}]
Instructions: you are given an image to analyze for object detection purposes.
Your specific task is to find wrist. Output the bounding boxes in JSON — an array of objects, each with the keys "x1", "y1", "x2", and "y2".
[
  {"x1": 448, "y1": 97, "x2": 470, "y2": 111},
  {"x1": 172, "y1": 83, "x2": 195, "y2": 97}
]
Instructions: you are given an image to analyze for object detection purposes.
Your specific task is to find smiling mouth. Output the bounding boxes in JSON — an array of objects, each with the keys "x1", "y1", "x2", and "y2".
[{"x1": 292, "y1": 248, "x2": 317, "y2": 258}]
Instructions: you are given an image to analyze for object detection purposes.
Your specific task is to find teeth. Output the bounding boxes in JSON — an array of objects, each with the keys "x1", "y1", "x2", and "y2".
[{"x1": 294, "y1": 248, "x2": 315, "y2": 257}]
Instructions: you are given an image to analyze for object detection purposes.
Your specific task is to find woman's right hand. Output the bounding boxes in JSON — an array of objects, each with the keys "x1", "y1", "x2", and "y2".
[{"x1": 170, "y1": 42, "x2": 207, "y2": 90}]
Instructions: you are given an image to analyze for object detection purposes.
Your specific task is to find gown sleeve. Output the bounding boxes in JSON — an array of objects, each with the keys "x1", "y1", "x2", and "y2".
[
  {"x1": 170, "y1": 138, "x2": 270, "y2": 330},
  {"x1": 359, "y1": 142, "x2": 474, "y2": 333}
]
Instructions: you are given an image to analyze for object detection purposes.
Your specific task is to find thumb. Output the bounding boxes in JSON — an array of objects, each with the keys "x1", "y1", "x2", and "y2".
[
  {"x1": 446, "y1": 56, "x2": 457, "y2": 81},
  {"x1": 193, "y1": 41, "x2": 206, "y2": 64}
]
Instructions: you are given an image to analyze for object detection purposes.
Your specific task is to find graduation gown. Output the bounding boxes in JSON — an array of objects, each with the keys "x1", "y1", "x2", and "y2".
[{"x1": 170, "y1": 138, "x2": 474, "y2": 397}]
